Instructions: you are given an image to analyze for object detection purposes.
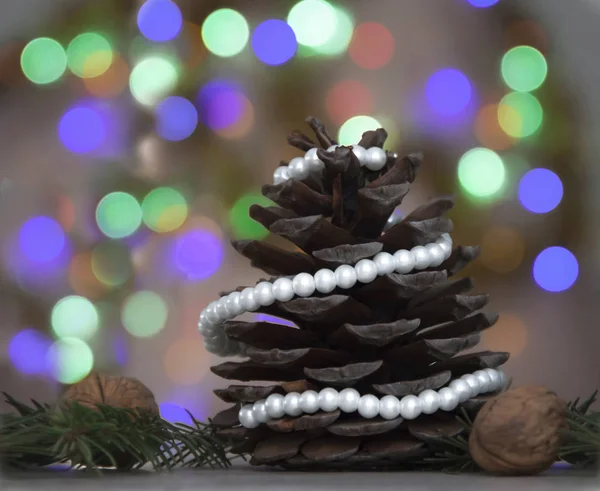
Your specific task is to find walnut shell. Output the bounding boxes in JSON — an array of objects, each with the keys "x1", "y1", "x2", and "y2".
[
  {"x1": 60, "y1": 373, "x2": 159, "y2": 416},
  {"x1": 469, "y1": 386, "x2": 567, "y2": 475}
]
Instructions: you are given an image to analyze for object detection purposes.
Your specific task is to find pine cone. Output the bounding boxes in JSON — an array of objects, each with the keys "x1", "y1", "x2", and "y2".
[{"x1": 209, "y1": 118, "x2": 509, "y2": 469}]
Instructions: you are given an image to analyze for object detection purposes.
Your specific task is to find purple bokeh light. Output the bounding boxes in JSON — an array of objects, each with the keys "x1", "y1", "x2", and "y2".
[
  {"x1": 425, "y1": 68, "x2": 473, "y2": 116},
  {"x1": 160, "y1": 402, "x2": 194, "y2": 425},
  {"x1": 9, "y1": 328, "x2": 52, "y2": 375},
  {"x1": 518, "y1": 168, "x2": 563, "y2": 214},
  {"x1": 113, "y1": 332, "x2": 129, "y2": 366},
  {"x1": 465, "y1": 0, "x2": 500, "y2": 8},
  {"x1": 255, "y1": 313, "x2": 296, "y2": 328},
  {"x1": 172, "y1": 229, "x2": 224, "y2": 281},
  {"x1": 251, "y1": 20, "x2": 297, "y2": 66},
  {"x1": 19, "y1": 216, "x2": 65, "y2": 263},
  {"x1": 196, "y1": 79, "x2": 245, "y2": 130},
  {"x1": 137, "y1": 0, "x2": 183, "y2": 42},
  {"x1": 58, "y1": 106, "x2": 106, "y2": 154},
  {"x1": 155, "y1": 96, "x2": 198, "y2": 141},
  {"x1": 533, "y1": 247, "x2": 579, "y2": 293}
]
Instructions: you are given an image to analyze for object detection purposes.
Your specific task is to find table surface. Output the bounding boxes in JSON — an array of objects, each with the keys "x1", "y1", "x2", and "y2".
[{"x1": 2, "y1": 465, "x2": 598, "y2": 491}]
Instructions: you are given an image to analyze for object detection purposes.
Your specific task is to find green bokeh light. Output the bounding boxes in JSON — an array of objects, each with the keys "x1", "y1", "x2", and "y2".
[
  {"x1": 96, "y1": 192, "x2": 142, "y2": 239},
  {"x1": 201, "y1": 8, "x2": 249, "y2": 57},
  {"x1": 229, "y1": 193, "x2": 273, "y2": 240},
  {"x1": 498, "y1": 92, "x2": 543, "y2": 138},
  {"x1": 501, "y1": 46, "x2": 547, "y2": 93},
  {"x1": 47, "y1": 337, "x2": 94, "y2": 384},
  {"x1": 312, "y1": 6, "x2": 354, "y2": 56},
  {"x1": 20, "y1": 38, "x2": 67, "y2": 84},
  {"x1": 122, "y1": 291, "x2": 168, "y2": 338},
  {"x1": 67, "y1": 32, "x2": 113, "y2": 78},
  {"x1": 141, "y1": 187, "x2": 188, "y2": 233},
  {"x1": 288, "y1": 0, "x2": 337, "y2": 48},
  {"x1": 51, "y1": 296, "x2": 99, "y2": 340},
  {"x1": 91, "y1": 241, "x2": 133, "y2": 287},
  {"x1": 458, "y1": 148, "x2": 506, "y2": 199},
  {"x1": 338, "y1": 115, "x2": 382, "y2": 145},
  {"x1": 129, "y1": 56, "x2": 179, "y2": 106}
]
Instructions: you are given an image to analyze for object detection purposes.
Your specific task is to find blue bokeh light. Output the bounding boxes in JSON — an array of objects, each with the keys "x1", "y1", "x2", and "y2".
[
  {"x1": 196, "y1": 79, "x2": 244, "y2": 130},
  {"x1": 155, "y1": 96, "x2": 198, "y2": 141},
  {"x1": 465, "y1": 0, "x2": 500, "y2": 7},
  {"x1": 160, "y1": 402, "x2": 194, "y2": 425},
  {"x1": 251, "y1": 19, "x2": 297, "y2": 66},
  {"x1": 518, "y1": 168, "x2": 563, "y2": 214},
  {"x1": 137, "y1": 0, "x2": 183, "y2": 42},
  {"x1": 19, "y1": 216, "x2": 66, "y2": 263},
  {"x1": 173, "y1": 229, "x2": 224, "y2": 281},
  {"x1": 533, "y1": 246, "x2": 579, "y2": 292},
  {"x1": 425, "y1": 68, "x2": 473, "y2": 116},
  {"x1": 9, "y1": 328, "x2": 52, "y2": 375},
  {"x1": 58, "y1": 106, "x2": 106, "y2": 154}
]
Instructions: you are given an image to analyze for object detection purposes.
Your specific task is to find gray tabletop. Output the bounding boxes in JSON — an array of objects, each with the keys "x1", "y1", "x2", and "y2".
[{"x1": 1, "y1": 465, "x2": 598, "y2": 491}]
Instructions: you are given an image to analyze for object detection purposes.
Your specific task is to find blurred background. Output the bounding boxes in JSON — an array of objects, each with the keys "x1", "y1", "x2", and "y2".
[{"x1": 1, "y1": 0, "x2": 599, "y2": 424}]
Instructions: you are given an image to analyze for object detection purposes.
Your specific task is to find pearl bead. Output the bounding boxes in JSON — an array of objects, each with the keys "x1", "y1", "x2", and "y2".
[
  {"x1": 225, "y1": 292, "x2": 244, "y2": 317},
  {"x1": 240, "y1": 287, "x2": 259, "y2": 312},
  {"x1": 419, "y1": 389, "x2": 441, "y2": 415},
  {"x1": 304, "y1": 147, "x2": 324, "y2": 172},
  {"x1": 437, "y1": 239, "x2": 453, "y2": 260},
  {"x1": 252, "y1": 400, "x2": 269, "y2": 423},
  {"x1": 357, "y1": 394, "x2": 380, "y2": 419},
  {"x1": 335, "y1": 264, "x2": 357, "y2": 289},
  {"x1": 299, "y1": 390, "x2": 319, "y2": 414},
  {"x1": 374, "y1": 252, "x2": 396, "y2": 275},
  {"x1": 292, "y1": 272, "x2": 316, "y2": 297},
  {"x1": 399, "y1": 395, "x2": 422, "y2": 420},
  {"x1": 355, "y1": 259, "x2": 378, "y2": 283},
  {"x1": 473, "y1": 370, "x2": 493, "y2": 393},
  {"x1": 265, "y1": 394, "x2": 286, "y2": 419},
  {"x1": 272, "y1": 277, "x2": 295, "y2": 302},
  {"x1": 393, "y1": 249, "x2": 415, "y2": 274},
  {"x1": 438, "y1": 387, "x2": 460, "y2": 412},
  {"x1": 327, "y1": 145, "x2": 339, "y2": 152},
  {"x1": 411, "y1": 246, "x2": 431, "y2": 270},
  {"x1": 288, "y1": 157, "x2": 310, "y2": 180},
  {"x1": 351, "y1": 145, "x2": 368, "y2": 165},
  {"x1": 216, "y1": 297, "x2": 231, "y2": 319},
  {"x1": 314, "y1": 268, "x2": 337, "y2": 294},
  {"x1": 365, "y1": 147, "x2": 387, "y2": 171},
  {"x1": 273, "y1": 166, "x2": 290, "y2": 185},
  {"x1": 449, "y1": 379, "x2": 472, "y2": 402},
  {"x1": 484, "y1": 368, "x2": 502, "y2": 391},
  {"x1": 425, "y1": 243, "x2": 446, "y2": 268},
  {"x1": 239, "y1": 405, "x2": 259, "y2": 429},
  {"x1": 379, "y1": 395, "x2": 401, "y2": 420},
  {"x1": 338, "y1": 388, "x2": 360, "y2": 413},
  {"x1": 255, "y1": 282, "x2": 275, "y2": 306},
  {"x1": 205, "y1": 301, "x2": 220, "y2": 323},
  {"x1": 318, "y1": 388, "x2": 340, "y2": 412},
  {"x1": 462, "y1": 374, "x2": 481, "y2": 396},
  {"x1": 283, "y1": 392, "x2": 303, "y2": 417}
]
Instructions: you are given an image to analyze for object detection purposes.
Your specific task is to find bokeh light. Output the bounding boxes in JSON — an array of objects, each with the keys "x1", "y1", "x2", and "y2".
[
  {"x1": 288, "y1": 0, "x2": 336, "y2": 48},
  {"x1": 91, "y1": 241, "x2": 133, "y2": 287},
  {"x1": 137, "y1": 0, "x2": 183, "y2": 43},
  {"x1": 68, "y1": 252, "x2": 107, "y2": 298},
  {"x1": 197, "y1": 79, "x2": 245, "y2": 130},
  {"x1": 142, "y1": 187, "x2": 188, "y2": 233},
  {"x1": 202, "y1": 8, "x2": 249, "y2": 57},
  {"x1": 501, "y1": 46, "x2": 547, "y2": 93},
  {"x1": 83, "y1": 53, "x2": 129, "y2": 98},
  {"x1": 155, "y1": 96, "x2": 198, "y2": 141},
  {"x1": 67, "y1": 32, "x2": 113, "y2": 78},
  {"x1": 465, "y1": 0, "x2": 500, "y2": 7},
  {"x1": 313, "y1": 6, "x2": 354, "y2": 56},
  {"x1": 255, "y1": 313, "x2": 296, "y2": 328},
  {"x1": 96, "y1": 192, "x2": 142, "y2": 239},
  {"x1": 458, "y1": 148, "x2": 506, "y2": 198},
  {"x1": 214, "y1": 94, "x2": 255, "y2": 140},
  {"x1": 56, "y1": 195, "x2": 76, "y2": 232},
  {"x1": 251, "y1": 19, "x2": 297, "y2": 66},
  {"x1": 338, "y1": 115, "x2": 382, "y2": 145},
  {"x1": 20, "y1": 38, "x2": 66, "y2": 84},
  {"x1": 348, "y1": 22, "x2": 394, "y2": 70},
  {"x1": 129, "y1": 56, "x2": 179, "y2": 106},
  {"x1": 483, "y1": 313, "x2": 528, "y2": 359},
  {"x1": 173, "y1": 228, "x2": 223, "y2": 280},
  {"x1": 58, "y1": 106, "x2": 106, "y2": 154},
  {"x1": 533, "y1": 247, "x2": 578, "y2": 292},
  {"x1": 182, "y1": 22, "x2": 207, "y2": 68},
  {"x1": 160, "y1": 402, "x2": 194, "y2": 425},
  {"x1": 426, "y1": 69, "x2": 472, "y2": 116},
  {"x1": 19, "y1": 216, "x2": 65, "y2": 263},
  {"x1": 480, "y1": 227, "x2": 526, "y2": 274},
  {"x1": 518, "y1": 168, "x2": 563, "y2": 214},
  {"x1": 474, "y1": 103, "x2": 515, "y2": 150},
  {"x1": 229, "y1": 193, "x2": 273, "y2": 240},
  {"x1": 164, "y1": 337, "x2": 210, "y2": 385},
  {"x1": 326, "y1": 80, "x2": 373, "y2": 126},
  {"x1": 47, "y1": 337, "x2": 94, "y2": 384},
  {"x1": 498, "y1": 92, "x2": 543, "y2": 138},
  {"x1": 51, "y1": 295, "x2": 99, "y2": 340},
  {"x1": 113, "y1": 332, "x2": 129, "y2": 366},
  {"x1": 122, "y1": 291, "x2": 168, "y2": 338},
  {"x1": 9, "y1": 329, "x2": 52, "y2": 375}
]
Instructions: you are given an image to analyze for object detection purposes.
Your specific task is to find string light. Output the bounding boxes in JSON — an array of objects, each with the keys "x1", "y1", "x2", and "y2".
[
  {"x1": 483, "y1": 313, "x2": 528, "y2": 359},
  {"x1": 480, "y1": 227, "x2": 525, "y2": 274},
  {"x1": 58, "y1": 105, "x2": 106, "y2": 154},
  {"x1": 338, "y1": 115, "x2": 381, "y2": 146},
  {"x1": 142, "y1": 187, "x2": 188, "y2": 233},
  {"x1": 137, "y1": 0, "x2": 183, "y2": 43},
  {"x1": 518, "y1": 168, "x2": 563, "y2": 214},
  {"x1": 46, "y1": 337, "x2": 94, "y2": 384},
  {"x1": 83, "y1": 54, "x2": 129, "y2": 98},
  {"x1": 498, "y1": 92, "x2": 543, "y2": 138},
  {"x1": 501, "y1": 46, "x2": 547, "y2": 93},
  {"x1": 326, "y1": 80, "x2": 373, "y2": 126},
  {"x1": 163, "y1": 337, "x2": 209, "y2": 385},
  {"x1": 197, "y1": 79, "x2": 245, "y2": 130},
  {"x1": 51, "y1": 295, "x2": 99, "y2": 341},
  {"x1": 66, "y1": 33, "x2": 113, "y2": 78},
  {"x1": 20, "y1": 38, "x2": 66, "y2": 84},
  {"x1": 160, "y1": 403, "x2": 194, "y2": 425},
  {"x1": 91, "y1": 241, "x2": 133, "y2": 287},
  {"x1": 201, "y1": 8, "x2": 249, "y2": 57},
  {"x1": 173, "y1": 228, "x2": 223, "y2": 281},
  {"x1": 465, "y1": 0, "x2": 500, "y2": 7},
  {"x1": 9, "y1": 329, "x2": 52, "y2": 375},
  {"x1": 348, "y1": 22, "x2": 394, "y2": 70},
  {"x1": 68, "y1": 252, "x2": 107, "y2": 298},
  {"x1": 155, "y1": 96, "x2": 198, "y2": 141},
  {"x1": 96, "y1": 192, "x2": 142, "y2": 239},
  {"x1": 214, "y1": 94, "x2": 255, "y2": 139},
  {"x1": 474, "y1": 103, "x2": 515, "y2": 150},
  {"x1": 251, "y1": 19, "x2": 297, "y2": 66},
  {"x1": 458, "y1": 148, "x2": 506, "y2": 199},
  {"x1": 313, "y1": 6, "x2": 354, "y2": 56},
  {"x1": 426, "y1": 69, "x2": 473, "y2": 116},
  {"x1": 255, "y1": 313, "x2": 295, "y2": 328},
  {"x1": 19, "y1": 216, "x2": 65, "y2": 263},
  {"x1": 533, "y1": 247, "x2": 578, "y2": 292},
  {"x1": 287, "y1": 0, "x2": 336, "y2": 48},
  {"x1": 121, "y1": 291, "x2": 168, "y2": 338},
  {"x1": 181, "y1": 22, "x2": 206, "y2": 68},
  {"x1": 129, "y1": 56, "x2": 179, "y2": 106},
  {"x1": 229, "y1": 193, "x2": 273, "y2": 240}
]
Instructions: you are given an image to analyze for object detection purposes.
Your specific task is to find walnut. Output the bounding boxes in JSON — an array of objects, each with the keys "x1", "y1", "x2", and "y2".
[
  {"x1": 60, "y1": 372, "x2": 159, "y2": 416},
  {"x1": 469, "y1": 386, "x2": 567, "y2": 475}
]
